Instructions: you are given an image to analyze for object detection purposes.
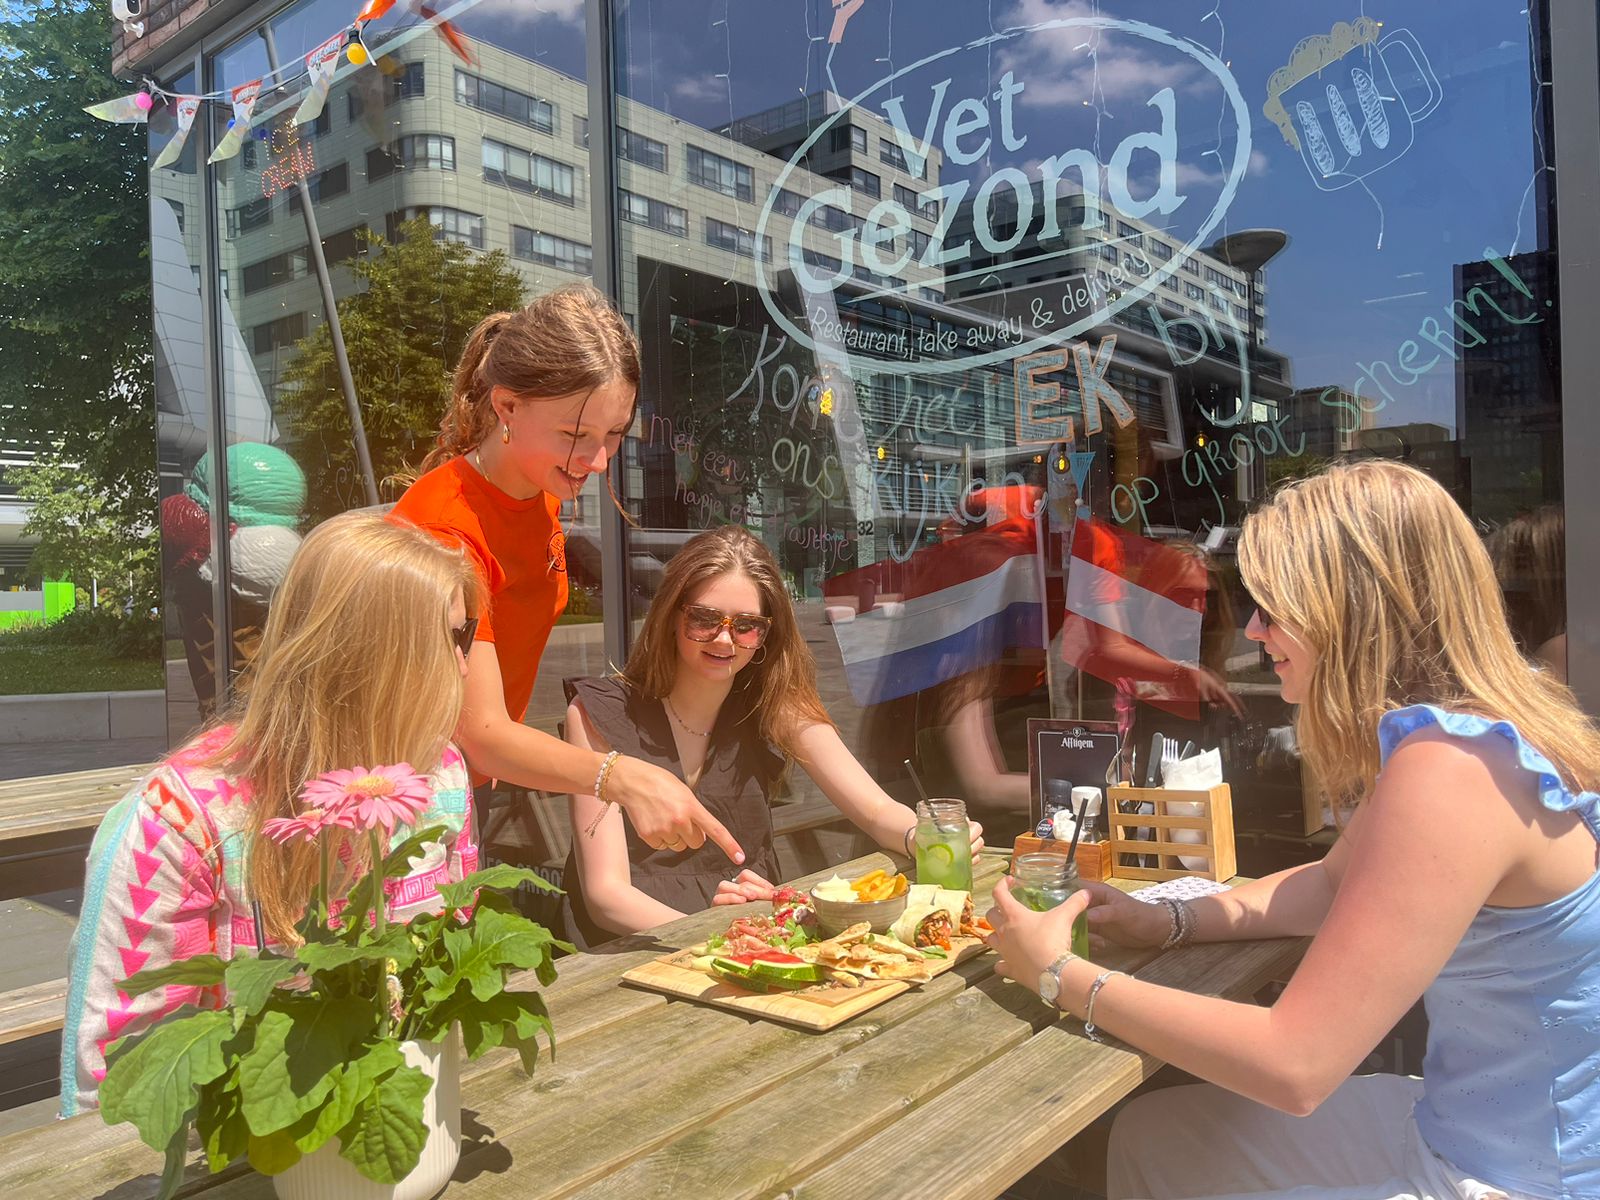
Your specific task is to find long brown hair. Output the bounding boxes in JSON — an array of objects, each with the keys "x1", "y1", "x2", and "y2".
[
  {"x1": 1486, "y1": 505, "x2": 1566, "y2": 656},
  {"x1": 419, "y1": 283, "x2": 641, "y2": 474},
  {"x1": 620, "y1": 527, "x2": 833, "y2": 757},
  {"x1": 1237, "y1": 460, "x2": 1600, "y2": 809},
  {"x1": 210, "y1": 512, "x2": 481, "y2": 943}
]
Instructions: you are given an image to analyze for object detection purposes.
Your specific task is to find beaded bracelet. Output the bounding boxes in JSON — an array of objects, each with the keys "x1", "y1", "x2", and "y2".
[
  {"x1": 584, "y1": 751, "x2": 622, "y2": 838},
  {"x1": 1083, "y1": 968, "x2": 1126, "y2": 1042},
  {"x1": 1160, "y1": 897, "x2": 1196, "y2": 950}
]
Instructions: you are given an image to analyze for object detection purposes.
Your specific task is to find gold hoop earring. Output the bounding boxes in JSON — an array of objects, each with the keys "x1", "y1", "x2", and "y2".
[
  {"x1": 501, "y1": 423, "x2": 511, "y2": 444},
  {"x1": 751, "y1": 646, "x2": 767, "y2": 665}
]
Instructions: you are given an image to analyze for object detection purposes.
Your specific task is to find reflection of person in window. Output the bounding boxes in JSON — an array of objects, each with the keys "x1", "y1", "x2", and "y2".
[
  {"x1": 561, "y1": 527, "x2": 983, "y2": 946},
  {"x1": 988, "y1": 462, "x2": 1600, "y2": 1199},
  {"x1": 1062, "y1": 520, "x2": 1245, "y2": 723},
  {"x1": 1487, "y1": 506, "x2": 1567, "y2": 682},
  {"x1": 159, "y1": 442, "x2": 306, "y2": 719},
  {"x1": 391, "y1": 284, "x2": 741, "y2": 863}
]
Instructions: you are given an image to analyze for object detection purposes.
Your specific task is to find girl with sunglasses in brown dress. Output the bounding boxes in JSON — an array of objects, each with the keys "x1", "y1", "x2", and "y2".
[{"x1": 560, "y1": 526, "x2": 984, "y2": 946}]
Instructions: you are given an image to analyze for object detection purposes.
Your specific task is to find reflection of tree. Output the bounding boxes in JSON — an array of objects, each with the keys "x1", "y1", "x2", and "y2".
[
  {"x1": 1265, "y1": 450, "x2": 1333, "y2": 489},
  {"x1": 0, "y1": 3, "x2": 156, "y2": 608},
  {"x1": 278, "y1": 218, "x2": 526, "y2": 520}
]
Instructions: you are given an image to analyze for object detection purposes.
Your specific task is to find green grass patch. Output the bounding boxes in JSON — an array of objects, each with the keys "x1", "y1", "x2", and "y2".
[
  {"x1": 0, "y1": 641, "x2": 163, "y2": 695},
  {"x1": 555, "y1": 613, "x2": 603, "y2": 625}
]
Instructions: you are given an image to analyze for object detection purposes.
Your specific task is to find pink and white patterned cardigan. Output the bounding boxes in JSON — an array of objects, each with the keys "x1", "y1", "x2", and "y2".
[{"x1": 59, "y1": 727, "x2": 477, "y2": 1115}]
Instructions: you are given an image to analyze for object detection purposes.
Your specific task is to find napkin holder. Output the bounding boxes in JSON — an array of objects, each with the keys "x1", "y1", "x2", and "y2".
[{"x1": 1105, "y1": 783, "x2": 1235, "y2": 882}]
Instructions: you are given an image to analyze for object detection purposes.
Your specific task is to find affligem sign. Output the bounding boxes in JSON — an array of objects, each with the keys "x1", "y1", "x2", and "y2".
[{"x1": 754, "y1": 16, "x2": 1252, "y2": 378}]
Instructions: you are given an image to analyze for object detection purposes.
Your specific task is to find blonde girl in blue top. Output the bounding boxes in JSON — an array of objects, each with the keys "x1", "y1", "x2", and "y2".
[{"x1": 986, "y1": 460, "x2": 1600, "y2": 1200}]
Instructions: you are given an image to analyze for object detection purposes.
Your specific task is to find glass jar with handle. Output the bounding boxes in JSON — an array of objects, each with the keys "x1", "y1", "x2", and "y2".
[{"x1": 914, "y1": 798, "x2": 974, "y2": 891}]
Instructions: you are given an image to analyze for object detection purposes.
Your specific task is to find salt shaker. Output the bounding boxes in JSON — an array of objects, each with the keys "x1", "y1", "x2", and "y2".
[{"x1": 1072, "y1": 786, "x2": 1103, "y2": 843}]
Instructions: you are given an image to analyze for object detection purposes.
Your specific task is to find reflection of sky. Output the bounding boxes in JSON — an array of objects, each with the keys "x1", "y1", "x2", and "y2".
[
  {"x1": 208, "y1": 0, "x2": 1551, "y2": 435},
  {"x1": 612, "y1": 0, "x2": 1548, "y2": 433}
]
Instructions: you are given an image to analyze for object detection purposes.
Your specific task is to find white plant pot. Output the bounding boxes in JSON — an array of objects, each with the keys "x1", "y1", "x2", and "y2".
[{"x1": 272, "y1": 1032, "x2": 461, "y2": 1200}]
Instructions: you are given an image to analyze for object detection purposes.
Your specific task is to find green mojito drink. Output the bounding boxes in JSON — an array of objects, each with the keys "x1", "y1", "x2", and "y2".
[
  {"x1": 914, "y1": 799, "x2": 973, "y2": 891},
  {"x1": 1013, "y1": 852, "x2": 1091, "y2": 958}
]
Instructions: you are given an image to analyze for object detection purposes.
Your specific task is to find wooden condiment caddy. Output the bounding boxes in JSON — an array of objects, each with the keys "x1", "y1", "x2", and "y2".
[
  {"x1": 1009, "y1": 835, "x2": 1108, "y2": 882},
  {"x1": 1103, "y1": 782, "x2": 1236, "y2": 882}
]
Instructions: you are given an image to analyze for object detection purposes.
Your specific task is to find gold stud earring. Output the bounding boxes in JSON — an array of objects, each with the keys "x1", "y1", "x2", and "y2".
[{"x1": 501, "y1": 423, "x2": 511, "y2": 444}]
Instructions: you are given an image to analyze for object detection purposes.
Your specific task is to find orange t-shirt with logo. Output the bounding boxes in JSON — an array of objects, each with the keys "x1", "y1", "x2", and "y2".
[{"x1": 390, "y1": 456, "x2": 568, "y2": 729}]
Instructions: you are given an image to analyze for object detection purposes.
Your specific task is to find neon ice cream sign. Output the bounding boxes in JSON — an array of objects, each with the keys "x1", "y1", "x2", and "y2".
[{"x1": 754, "y1": 16, "x2": 1252, "y2": 376}]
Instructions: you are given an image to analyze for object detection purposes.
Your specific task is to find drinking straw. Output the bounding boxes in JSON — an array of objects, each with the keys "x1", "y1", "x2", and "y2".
[
  {"x1": 1064, "y1": 802, "x2": 1087, "y2": 866},
  {"x1": 903, "y1": 758, "x2": 931, "y2": 804}
]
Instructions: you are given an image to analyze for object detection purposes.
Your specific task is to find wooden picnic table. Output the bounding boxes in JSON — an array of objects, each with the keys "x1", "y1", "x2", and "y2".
[
  {"x1": 0, "y1": 762, "x2": 151, "y2": 900},
  {"x1": 0, "y1": 851, "x2": 1307, "y2": 1200}
]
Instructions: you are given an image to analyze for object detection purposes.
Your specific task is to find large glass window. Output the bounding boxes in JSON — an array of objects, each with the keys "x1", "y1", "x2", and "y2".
[
  {"x1": 456, "y1": 68, "x2": 556, "y2": 135},
  {"x1": 181, "y1": 0, "x2": 606, "y2": 754},
  {"x1": 608, "y1": 1, "x2": 1572, "y2": 857},
  {"x1": 387, "y1": 206, "x2": 486, "y2": 249},
  {"x1": 481, "y1": 137, "x2": 575, "y2": 204},
  {"x1": 367, "y1": 134, "x2": 456, "y2": 179},
  {"x1": 686, "y1": 144, "x2": 755, "y2": 201},
  {"x1": 617, "y1": 127, "x2": 668, "y2": 173},
  {"x1": 513, "y1": 226, "x2": 593, "y2": 274}
]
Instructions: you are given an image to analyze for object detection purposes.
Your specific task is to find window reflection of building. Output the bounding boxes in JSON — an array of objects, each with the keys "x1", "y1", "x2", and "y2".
[
  {"x1": 1454, "y1": 250, "x2": 1562, "y2": 523},
  {"x1": 1280, "y1": 387, "x2": 1373, "y2": 459}
]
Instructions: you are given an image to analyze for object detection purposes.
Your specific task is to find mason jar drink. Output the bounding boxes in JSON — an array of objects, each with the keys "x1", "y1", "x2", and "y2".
[
  {"x1": 1012, "y1": 852, "x2": 1090, "y2": 958},
  {"x1": 914, "y1": 798, "x2": 974, "y2": 891}
]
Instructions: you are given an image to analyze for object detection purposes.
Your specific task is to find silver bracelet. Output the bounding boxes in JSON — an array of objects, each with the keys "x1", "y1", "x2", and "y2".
[
  {"x1": 1083, "y1": 968, "x2": 1125, "y2": 1042},
  {"x1": 1160, "y1": 898, "x2": 1182, "y2": 949},
  {"x1": 1160, "y1": 898, "x2": 1196, "y2": 950}
]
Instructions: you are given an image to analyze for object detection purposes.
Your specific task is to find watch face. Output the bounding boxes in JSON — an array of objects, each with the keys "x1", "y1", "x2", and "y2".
[{"x1": 1038, "y1": 968, "x2": 1061, "y2": 1005}]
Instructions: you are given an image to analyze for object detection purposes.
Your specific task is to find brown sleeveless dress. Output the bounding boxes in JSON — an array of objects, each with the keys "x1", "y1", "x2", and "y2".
[{"x1": 559, "y1": 676, "x2": 785, "y2": 949}]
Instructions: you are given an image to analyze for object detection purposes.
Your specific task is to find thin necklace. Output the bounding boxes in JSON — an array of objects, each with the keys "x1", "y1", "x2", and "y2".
[
  {"x1": 473, "y1": 446, "x2": 490, "y2": 485},
  {"x1": 665, "y1": 696, "x2": 711, "y2": 738}
]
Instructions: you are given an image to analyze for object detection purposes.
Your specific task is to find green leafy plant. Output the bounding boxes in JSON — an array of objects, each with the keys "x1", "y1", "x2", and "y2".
[{"x1": 98, "y1": 765, "x2": 569, "y2": 1198}]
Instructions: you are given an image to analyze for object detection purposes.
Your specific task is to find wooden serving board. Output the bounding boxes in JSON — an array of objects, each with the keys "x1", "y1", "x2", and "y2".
[{"x1": 620, "y1": 937, "x2": 991, "y2": 1030}]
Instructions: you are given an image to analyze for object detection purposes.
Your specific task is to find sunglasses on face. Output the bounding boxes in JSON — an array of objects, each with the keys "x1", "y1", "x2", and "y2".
[
  {"x1": 680, "y1": 604, "x2": 772, "y2": 648},
  {"x1": 451, "y1": 616, "x2": 479, "y2": 658},
  {"x1": 1242, "y1": 591, "x2": 1276, "y2": 631}
]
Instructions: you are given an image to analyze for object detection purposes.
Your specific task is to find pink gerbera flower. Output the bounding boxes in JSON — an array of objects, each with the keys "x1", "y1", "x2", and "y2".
[
  {"x1": 261, "y1": 807, "x2": 343, "y2": 845},
  {"x1": 300, "y1": 764, "x2": 433, "y2": 837}
]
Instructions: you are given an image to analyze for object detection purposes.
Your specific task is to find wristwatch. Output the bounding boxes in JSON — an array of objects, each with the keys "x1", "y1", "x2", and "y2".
[{"x1": 1037, "y1": 951, "x2": 1077, "y2": 1009}]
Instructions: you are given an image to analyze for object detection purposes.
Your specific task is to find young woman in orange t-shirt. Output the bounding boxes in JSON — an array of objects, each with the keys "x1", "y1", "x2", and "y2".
[{"x1": 392, "y1": 284, "x2": 743, "y2": 864}]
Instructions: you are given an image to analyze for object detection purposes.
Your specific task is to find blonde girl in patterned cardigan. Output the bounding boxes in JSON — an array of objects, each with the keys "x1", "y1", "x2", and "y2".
[{"x1": 61, "y1": 512, "x2": 484, "y2": 1115}]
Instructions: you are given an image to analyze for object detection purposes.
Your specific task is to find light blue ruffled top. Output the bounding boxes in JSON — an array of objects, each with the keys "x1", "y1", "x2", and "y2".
[{"x1": 1377, "y1": 705, "x2": 1600, "y2": 1199}]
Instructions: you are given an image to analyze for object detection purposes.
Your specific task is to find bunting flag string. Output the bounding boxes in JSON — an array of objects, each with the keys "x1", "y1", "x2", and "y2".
[
  {"x1": 206, "y1": 77, "x2": 263, "y2": 164},
  {"x1": 151, "y1": 95, "x2": 200, "y2": 169},
  {"x1": 82, "y1": 0, "x2": 475, "y2": 166},
  {"x1": 292, "y1": 33, "x2": 348, "y2": 126},
  {"x1": 85, "y1": 91, "x2": 154, "y2": 123}
]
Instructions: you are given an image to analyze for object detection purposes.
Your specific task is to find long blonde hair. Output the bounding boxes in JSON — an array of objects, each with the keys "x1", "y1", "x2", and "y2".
[
  {"x1": 419, "y1": 283, "x2": 640, "y2": 475},
  {"x1": 210, "y1": 512, "x2": 481, "y2": 943},
  {"x1": 1237, "y1": 460, "x2": 1600, "y2": 808},
  {"x1": 620, "y1": 526, "x2": 833, "y2": 757}
]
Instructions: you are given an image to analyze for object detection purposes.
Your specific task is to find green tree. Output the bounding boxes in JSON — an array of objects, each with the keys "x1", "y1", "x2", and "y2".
[
  {"x1": 15, "y1": 450, "x2": 159, "y2": 612},
  {"x1": 277, "y1": 218, "x2": 527, "y2": 520},
  {"x1": 0, "y1": 2, "x2": 156, "y2": 578}
]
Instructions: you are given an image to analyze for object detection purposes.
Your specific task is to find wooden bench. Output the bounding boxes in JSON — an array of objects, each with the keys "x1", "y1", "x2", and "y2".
[
  {"x1": 0, "y1": 763, "x2": 151, "y2": 901},
  {"x1": 0, "y1": 979, "x2": 67, "y2": 1048}
]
